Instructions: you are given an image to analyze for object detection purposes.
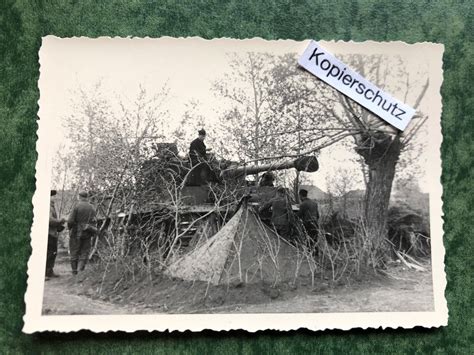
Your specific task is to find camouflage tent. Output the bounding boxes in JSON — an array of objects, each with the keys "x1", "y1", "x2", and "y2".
[{"x1": 165, "y1": 204, "x2": 310, "y2": 285}]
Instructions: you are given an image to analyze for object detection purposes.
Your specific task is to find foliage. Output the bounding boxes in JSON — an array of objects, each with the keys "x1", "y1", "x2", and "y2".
[
  {"x1": 0, "y1": 0, "x2": 472, "y2": 353},
  {"x1": 211, "y1": 48, "x2": 432, "y2": 263},
  {"x1": 212, "y1": 52, "x2": 279, "y2": 162}
]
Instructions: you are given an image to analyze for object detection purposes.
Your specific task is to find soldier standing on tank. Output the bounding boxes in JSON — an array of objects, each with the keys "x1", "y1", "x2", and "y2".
[
  {"x1": 189, "y1": 129, "x2": 213, "y2": 185},
  {"x1": 189, "y1": 129, "x2": 207, "y2": 166},
  {"x1": 259, "y1": 187, "x2": 295, "y2": 240},
  {"x1": 298, "y1": 188, "x2": 320, "y2": 245},
  {"x1": 46, "y1": 189, "x2": 66, "y2": 279},
  {"x1": 67, "y1": 191, "x2": 97, "y2": 275}
]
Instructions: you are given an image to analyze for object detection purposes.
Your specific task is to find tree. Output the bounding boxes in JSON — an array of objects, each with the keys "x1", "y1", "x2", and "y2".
[
  {"x1": 216, "y1": 51, "x2": 430, "y2": 263},
  {"x1": 59, "y1": 82, "x2": 171, "y2": 224},
  {"x1": 269, "y1": 53, "x2": 430, "y2": 263},
  {"x1": 333, "y1": 55, "x2": 428, "y2": 261},
  {"x1": 213, "y1": 52, "x2": 293, "y2": 164},
  {"x1": 213, "y1": 52, "x2": 335, "y2": 191},
  {"x1": 213, "y1": 52, "x2": 267, "y2": 162}
]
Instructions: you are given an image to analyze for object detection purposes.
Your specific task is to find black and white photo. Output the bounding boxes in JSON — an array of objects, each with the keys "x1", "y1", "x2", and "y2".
[{"x1": 24, "y1": 37, "x2": 447, "y2": 332}]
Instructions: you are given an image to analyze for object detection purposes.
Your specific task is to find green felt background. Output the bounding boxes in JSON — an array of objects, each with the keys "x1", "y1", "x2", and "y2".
[{"x1": 0, "y1": 0, "x2": 472, "y2": 353}]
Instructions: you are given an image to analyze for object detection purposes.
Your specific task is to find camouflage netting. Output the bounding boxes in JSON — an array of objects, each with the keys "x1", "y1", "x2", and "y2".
[
  {"x1": 387, "y1": 206, "x2": 430, "y2": 256},
  {"x1": 165, "y1": 205, "x2": 310, "y2": 285}
]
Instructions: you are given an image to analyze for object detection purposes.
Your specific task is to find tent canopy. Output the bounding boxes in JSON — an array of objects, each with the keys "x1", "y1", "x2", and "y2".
[{"x1": 165, "y1": 204, "x2": 310, "y2": 285}]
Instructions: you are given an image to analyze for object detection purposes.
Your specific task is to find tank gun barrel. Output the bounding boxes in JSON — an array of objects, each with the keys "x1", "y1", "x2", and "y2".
[{"x1": 220, "y1": 155, "x2": 319, "y2": 178}]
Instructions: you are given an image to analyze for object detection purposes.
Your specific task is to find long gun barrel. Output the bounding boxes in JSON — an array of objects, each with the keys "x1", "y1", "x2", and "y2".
[{"x1": 220, "y1": 156, "x2": 319, "y2": 178}]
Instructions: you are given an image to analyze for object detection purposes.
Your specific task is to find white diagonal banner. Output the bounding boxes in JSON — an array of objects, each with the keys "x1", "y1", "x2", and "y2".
[{"x1": 298, "y1": 41, "x2": 416, "y2": 131}]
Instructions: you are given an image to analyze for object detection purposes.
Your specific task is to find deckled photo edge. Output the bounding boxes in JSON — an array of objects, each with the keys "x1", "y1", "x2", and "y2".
[{"x1": 24, "y1": 37, "x2": 447, "y2": 333}]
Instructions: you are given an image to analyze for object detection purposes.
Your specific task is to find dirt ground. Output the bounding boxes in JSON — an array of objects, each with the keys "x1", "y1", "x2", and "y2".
[{"x1": 42, "y1": 253, "x2": 434, "y2": 315}]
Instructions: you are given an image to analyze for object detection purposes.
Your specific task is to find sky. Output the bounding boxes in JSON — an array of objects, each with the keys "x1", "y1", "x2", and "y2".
[{"x1": 39, "y1": 37, "x2": 442, "y2": 192}]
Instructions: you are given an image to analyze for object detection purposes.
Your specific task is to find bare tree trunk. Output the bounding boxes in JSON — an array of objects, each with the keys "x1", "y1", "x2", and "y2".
[{"x1": 356, "y1": 133, "x2": 402, "y2": 262}]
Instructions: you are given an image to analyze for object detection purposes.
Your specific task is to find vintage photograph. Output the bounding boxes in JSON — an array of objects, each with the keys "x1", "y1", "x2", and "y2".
[{"x1": 24, "y1": 37, "x2": 446, "y2": 332}]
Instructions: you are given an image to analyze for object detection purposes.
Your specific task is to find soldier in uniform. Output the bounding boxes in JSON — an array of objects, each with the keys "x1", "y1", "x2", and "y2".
[
  {"x1": 298, "y1": 188, "x2": 320, "y2": 244},
  {"x1": 188, "y1": 129, "x2": 212, "y2": 185},
  {"x1": 67, "y1": 191, "x2": 97, "y2": 274},
  {"x1": 46, "y1": 189, "x2": 66, "y2": 279},
  {"x1": 259, "y1": 187, "x2": 295, "y2": 240},
  {"x1": 259, "y1": 172, "x2": 275, "y2": 187},
  {"x1": 189, "y1": 129, "x2": 208, "y2": 166}
]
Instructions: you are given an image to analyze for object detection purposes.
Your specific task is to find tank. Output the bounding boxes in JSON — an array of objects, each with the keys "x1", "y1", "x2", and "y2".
[
  {"x1": 125, "y1": 143, "x2": 319, "y2": 253},
  {"x1": 141, "y1": 143, "x2": 318, "y2": 196}
]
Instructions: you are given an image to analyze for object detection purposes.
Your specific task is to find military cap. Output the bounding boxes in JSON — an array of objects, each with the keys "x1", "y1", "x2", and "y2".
[
  {"x1": 50, "y1": 189, "x2": 57, "y2": 196},
  {"x1": 299, "y1": 189, "x2": 308, "y2": 197},
  {"x1": 78, "y1": 191, "x2": 88, "y2": 198}
]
